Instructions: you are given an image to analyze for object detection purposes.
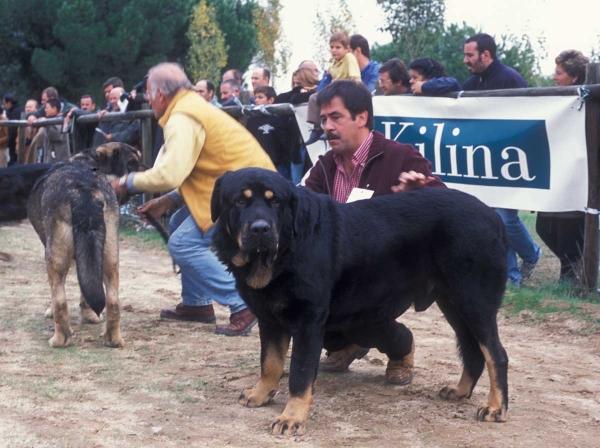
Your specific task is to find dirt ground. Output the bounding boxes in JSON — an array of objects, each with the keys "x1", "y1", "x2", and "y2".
[{"x1": 1, "y1": 222, "x2": 600, "y2": 448}]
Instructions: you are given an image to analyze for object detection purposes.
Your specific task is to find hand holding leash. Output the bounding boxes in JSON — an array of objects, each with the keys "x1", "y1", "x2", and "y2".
[{"x1": 135, "y1": 195, "x2": 175, "y2": 224}]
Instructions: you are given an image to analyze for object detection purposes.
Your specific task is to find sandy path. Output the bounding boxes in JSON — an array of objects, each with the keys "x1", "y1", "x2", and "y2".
[{"x1": 0, "y1": 222, "x2": 599, "y2": 447}]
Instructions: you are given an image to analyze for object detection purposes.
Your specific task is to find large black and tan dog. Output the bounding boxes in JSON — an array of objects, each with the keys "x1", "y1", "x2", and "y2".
[
  {"x1": 211, "y1": 168, "x2": 509, "y2": 436},
  {"x1": 27, "y1": 143, "x2": 144, "y2": 348}
]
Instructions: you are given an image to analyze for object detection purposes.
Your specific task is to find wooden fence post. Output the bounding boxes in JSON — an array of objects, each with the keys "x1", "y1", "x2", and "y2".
[{"x1": 583, "y1": 63, "x2": 600, "y2": 293}]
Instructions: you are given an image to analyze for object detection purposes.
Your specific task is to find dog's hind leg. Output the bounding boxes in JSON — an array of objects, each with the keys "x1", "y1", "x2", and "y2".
[
  {"x1": 46, "y1": 221, "x2": 74, "y2": 348},
  {"x1": 79, "y1": 294, "x2": 103, "y2": 324},
  {"x1": 101, "y1": 208, "x2": 123, "y2": 348},
  {"x1": 351, "y1": 320, "x2": 415, "y2": 385},
  {"x1": 436, "y1": 298, "x2": 485, "y2": 400},
  {"x1": 437, "y1": 295, "x2": 508, "y2": 423}
]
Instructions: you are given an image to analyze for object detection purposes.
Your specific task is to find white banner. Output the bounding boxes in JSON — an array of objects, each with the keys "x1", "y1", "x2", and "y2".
[{"x1": 293, "y1": 95, "x2": 588, "y2": 212}]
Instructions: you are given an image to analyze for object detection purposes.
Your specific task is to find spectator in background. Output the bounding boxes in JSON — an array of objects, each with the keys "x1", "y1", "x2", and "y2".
[
  {"x1": 462, "y1": 33, "x2": 540, "y2": 287},
  {"x1": 0, "y1": 104, "x2": 8, "y2": 167},
  {"x1": 536, "y1": 50, "x2": 589, "y2": 282},
  {"x1": 350, "y1": 34, "x2": 381, "y2": 92},
  {"x1": 26, "y1": 87, "x2": 75, "y2": 162},
  {"x1": 251, "y1": 67, "x2": 270, "y2": 89},
  {"x1": 222, "y1": 69, "x2": 243, "y2": 85},
  {"x1": 246, "y1": 86, "x2": 291, "y2": 179},
  {"x1": 378, "y1": 59, "x2": 411, "y2": 96},
  {"x1": 222, "y1": 69, "x2": 252, "y2": 104},
  {"x1": 39, "y1": 98, "x2": 69, "y2": 163},
  {"x1": 220, "y1": 79, "x2": 242, "y2": 107},
  {"x1": 22, "y1": 99, "x2": 39, "y2": 163},
  {"x1": 194, "y1": 80, "x2": 221, "y2": 108},
  {"x1": 2, "y1": 93, "x2": 23, "y2": 166},
  {"x1": 305, "y1": 31, "x2": 361, "y2": 145},
  {"x1": 64, "y1": 94, "x2": 98, "y2": 151},
  {"x1": 408, "y1": 57, "x2": 461, "y2": 94},
  {"x1": 275, "y1": 65, "x2": 320, "y2": 183},
  {"x1": 102, "y1": 77, "x2": 124, "y2": 108},
  {"x1": 92, "y1": 88, "x2": 140, "y2": 147}
]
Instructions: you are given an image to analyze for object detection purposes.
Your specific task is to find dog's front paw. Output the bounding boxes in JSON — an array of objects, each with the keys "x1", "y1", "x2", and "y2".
[
  {"x1": 270, "y1": 414, "x2": 307, "y2": 437},
  {"x1": 238, "y1": 388, "x2": 276, "y2": 408},
  {"x1": 439, "y1": 386, "x2": 470, "y2": 401},
  {"x1": 476, "y1": 405, "x2": 507, "y2": 422}
]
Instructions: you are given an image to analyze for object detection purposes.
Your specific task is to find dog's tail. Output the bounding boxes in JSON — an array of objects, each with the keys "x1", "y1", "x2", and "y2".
[{"x1": 72, "y1": 193, "x2": 106, "y2": 316}]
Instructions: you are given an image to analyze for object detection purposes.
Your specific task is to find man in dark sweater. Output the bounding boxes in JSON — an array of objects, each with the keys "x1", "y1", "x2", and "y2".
[
  {"x1": 304, "y1": 80, "x2": 445, "y2": 381},
  {"x1": 462, "y1": 33, "x2": 541, "y2": 287}
]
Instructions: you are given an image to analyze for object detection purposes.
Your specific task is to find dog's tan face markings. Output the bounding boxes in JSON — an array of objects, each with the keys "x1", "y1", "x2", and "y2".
[
  {"x1": 232, "y1": 251, "x2": 249, "y2": 267},
  {"x1": 264, "y1": 190, "x2": 274, "y2": 200},
  {"x1": 243, "y1": 189, "x2": 253, "y2": 198},
  {"x1": 96, "y1": 142, "x2": 121, "y2": 158}
]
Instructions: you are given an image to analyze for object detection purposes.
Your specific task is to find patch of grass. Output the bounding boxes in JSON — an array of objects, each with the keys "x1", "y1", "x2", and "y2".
[
  {"x1": 119, "y1": 214, "x2": 168, "y2": 251},
  {"x1": 499, "y1": 212, "x2": 600, "y2": 332},
  {"x1": 503, "y1": 282, "x2": 600, "y2": 333}
]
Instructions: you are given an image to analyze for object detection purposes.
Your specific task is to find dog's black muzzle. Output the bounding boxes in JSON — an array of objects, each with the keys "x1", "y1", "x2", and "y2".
[{"x1": 242, "y1": 218, "x2": 279, "y2": 253}]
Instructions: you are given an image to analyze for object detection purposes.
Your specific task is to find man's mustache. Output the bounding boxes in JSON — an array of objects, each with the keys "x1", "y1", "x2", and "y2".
[{"x1": 326, "y1": 132, "x2": 340, "y2": 140}]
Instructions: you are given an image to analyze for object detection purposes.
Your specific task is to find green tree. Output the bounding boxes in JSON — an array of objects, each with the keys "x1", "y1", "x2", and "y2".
[
  {"x1": 312, "y1": 0, "x2": 356, "y2": 71},
  {"x1": 253, "y1": 0, "x2": 290, "y2": 82},
  {"x1": 186, "y1": 0, "x2": 228, "y2": 83},
  {"x1": 0, "y1": 0, "x2": 195, "y2": 101},
  {"x1": 376, "y1": 0, "x2": 445, "y2": 63},
  {"x1": 497, "y1": 34, "x2": 550, "y2": 87},
  {"x1": 206, "y1": 0, "x2": 259, "y2": 75}
]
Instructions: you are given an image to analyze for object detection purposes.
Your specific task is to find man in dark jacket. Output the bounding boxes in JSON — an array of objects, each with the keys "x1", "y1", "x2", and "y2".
[
  {"x1": 2, "y1": 94, "x2": 24, "y2": 165},
  {"x1": 462, "y1": 33, "x2": 528, "y2": 90},
  {"x1": 304, "y1": 80, "x2": 445, "y2": 382},
  {"x1": 462, "y1": 33, "x2": 541, "y2": 287}
]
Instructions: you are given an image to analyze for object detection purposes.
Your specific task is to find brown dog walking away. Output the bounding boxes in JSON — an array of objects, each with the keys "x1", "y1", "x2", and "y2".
[{"x1": 27, "y1": 143, "x2": 144, "y2": 348}]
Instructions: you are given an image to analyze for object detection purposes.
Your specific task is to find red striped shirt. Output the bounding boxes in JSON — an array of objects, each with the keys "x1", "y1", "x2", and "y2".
[{"x1": 332, "y1": 132, "x2": 373, "y2": 203}]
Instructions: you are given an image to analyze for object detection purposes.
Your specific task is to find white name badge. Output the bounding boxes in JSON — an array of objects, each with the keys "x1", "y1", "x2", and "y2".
[{"x1": 346, "y1": 187, "x2": 374, "y2": 203}]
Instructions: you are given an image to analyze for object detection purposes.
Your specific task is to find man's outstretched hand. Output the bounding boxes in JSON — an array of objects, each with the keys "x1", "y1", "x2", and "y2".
[{"x1": 391, "y1": 171, "x2": 437, "y2": 193}]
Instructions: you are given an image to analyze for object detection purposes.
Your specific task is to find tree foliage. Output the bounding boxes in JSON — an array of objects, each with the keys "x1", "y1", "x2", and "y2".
[
  {"x1": 0, "y1": 0, "x2": 195, "y2": 101},
  {"x1": 312, "y1": 0, "x2": 356, "y2": 71},
  {"x1": 206, "y1": 0, "x2": 259, "y2": 75},
  {"x1": 253, "y1": 0, "x2": 290, "y2": 82},
  {"x1": 376, "y1": 0, "x2": 445, "y2": 63},
  {"x1": 372, "y1": 0, "x2": 549, "y2": 86},
  {"x1": 187, "y1": 0, "x2": 228, "y2": 84}
]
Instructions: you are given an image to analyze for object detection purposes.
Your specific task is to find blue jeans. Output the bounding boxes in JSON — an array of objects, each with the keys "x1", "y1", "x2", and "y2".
[
  {"x1": 168, "y1": 206, "x2": 247, "y2": 313},
  {"x1": 291, "y1": 145, "x2": 307, "y2": 185},
  {"x1": 494, "y1": 208, "x2": 541, "y2": 286}
]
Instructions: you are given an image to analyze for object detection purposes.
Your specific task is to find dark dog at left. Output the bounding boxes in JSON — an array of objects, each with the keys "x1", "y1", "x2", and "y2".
[
  {"x1": 12, "y1": 143, "x2": 145, "y2": 347},
  {"x1": 0, "y1": 163, "x2": 53, "y2": 261}
]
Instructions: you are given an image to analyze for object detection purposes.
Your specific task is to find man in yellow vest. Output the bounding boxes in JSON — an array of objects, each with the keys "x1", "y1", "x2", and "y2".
[{"x1": 111, "y1": 63, "x2": 275, "y2": 336}]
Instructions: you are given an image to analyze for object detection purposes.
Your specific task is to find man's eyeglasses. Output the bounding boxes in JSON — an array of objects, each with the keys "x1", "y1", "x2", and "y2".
[{"x1": 379, "y1": 78, "x2": 393, "y2": 84}]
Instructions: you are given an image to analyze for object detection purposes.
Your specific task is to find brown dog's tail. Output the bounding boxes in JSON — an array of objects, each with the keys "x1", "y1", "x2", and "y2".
[{"x1": 72, "y1": 193, "x2": 106, "y2": 316}]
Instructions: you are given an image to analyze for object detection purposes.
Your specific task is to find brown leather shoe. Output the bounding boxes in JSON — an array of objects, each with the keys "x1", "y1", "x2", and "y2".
[
  {"x1": 214, "y1": 308, "x2": 257, "y2": 336},
  {"x1": 160, "y1": 303, "x2": 216, "y2": 323},
  {"x1": 319, "y1": 344, "x2": 370, "y2": 372},
  {"x1": 385, "y1": 341, "x2": 415, "y2": 385}
]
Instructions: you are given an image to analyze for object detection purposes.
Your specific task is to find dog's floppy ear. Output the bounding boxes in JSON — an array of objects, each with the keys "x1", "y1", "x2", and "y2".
[
  {"x1": 211, "y1": 172, "x2": 231, "y2": 223},
  {"x1": 95, "y1": 143, "x2": 121, "y2": 172}
]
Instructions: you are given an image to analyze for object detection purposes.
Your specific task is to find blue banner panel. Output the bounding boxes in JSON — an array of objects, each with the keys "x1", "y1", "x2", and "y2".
[{"x1": 375, "y1": 117, "x2": 550, "y2": 189}]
